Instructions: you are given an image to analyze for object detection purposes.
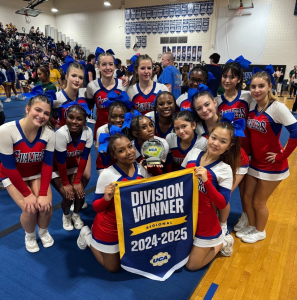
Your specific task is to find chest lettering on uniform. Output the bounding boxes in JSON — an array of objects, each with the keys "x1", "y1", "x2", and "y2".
[
  {"x1": 14, "y1": 149, "x2": 45, "y2": 163},
  {"x1": 247, "y1": 118, "x2": 267, "y2": 133},
  {"x1": 220, "y1": 107, "x2": 246, "y2": 119},
  {"x1": 96, "y1": 96, "x2": 108, "y2": 108},
  {"x1": 135, "y1": 101, "x2": 153, "y2": 112},
  {"x1": 198, "y1": 178, "x2": 206, "y2": 194},
  {"x1": 173, "y1": 157, "x2": 184, "y2": 165},
  {"x1": 67, "y1": 150, "x2": 83, "y2": 157}
]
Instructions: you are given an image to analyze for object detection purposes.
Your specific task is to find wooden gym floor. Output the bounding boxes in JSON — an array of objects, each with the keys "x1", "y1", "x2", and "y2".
[{"x1": 191, "y1": 94, "x2": 297, "y2": 300}]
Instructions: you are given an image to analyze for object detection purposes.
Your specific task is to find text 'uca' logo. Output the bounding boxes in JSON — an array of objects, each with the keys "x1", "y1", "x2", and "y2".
[{"x1": 150, "y1": 252, "x2": 171, "y2": 267}]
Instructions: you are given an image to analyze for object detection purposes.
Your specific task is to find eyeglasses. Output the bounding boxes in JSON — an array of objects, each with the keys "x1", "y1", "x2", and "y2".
[{"x1": 189, "y1": 77, "x2": 206, "y2": 84}]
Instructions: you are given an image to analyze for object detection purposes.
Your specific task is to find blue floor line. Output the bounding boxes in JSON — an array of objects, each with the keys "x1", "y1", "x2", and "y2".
[{"x1": 203, "y1": 283, "x2": 219, "y2": 300}]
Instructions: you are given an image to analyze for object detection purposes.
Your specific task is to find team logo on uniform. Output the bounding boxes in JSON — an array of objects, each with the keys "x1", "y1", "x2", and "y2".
[{"x1": 150, "y1": 252, "x2": 171, "y2": 266}]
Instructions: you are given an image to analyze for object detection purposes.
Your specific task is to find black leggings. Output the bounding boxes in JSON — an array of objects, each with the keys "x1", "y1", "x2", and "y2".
[
  {"x1": 0, "y1": 111, "x2": 5, "y2": 126},
  {"x1": 290, "y1": 84, "x2": 297, "y2": 97}
]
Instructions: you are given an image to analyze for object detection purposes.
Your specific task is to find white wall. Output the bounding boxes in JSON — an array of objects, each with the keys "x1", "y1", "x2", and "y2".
[{"x1": 0, "y1": 0, "x2": 56, "y2": 34}]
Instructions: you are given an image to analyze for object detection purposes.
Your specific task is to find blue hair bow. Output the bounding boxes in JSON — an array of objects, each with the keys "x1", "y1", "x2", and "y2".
[
  {"x1": 180, "y1": 107, "x2": 193, "y2": 112},
  {"x1": 248, "y1": 64, "x2": 276, "y2": 87},
  {"x1": 101, "y1": 91, "x2": 135, "y2": 110},
  {"x1": 226, "y1": 55, "x2": 251, "y2": 70},
  {"x1": 95, "y1": 47, "x2": 115, "y2": 62},
  {"x1": 98, "y1": 125, "x2": 123, "y2": 153},
  {"x1": 188, "y1": 84, "x2": 214, "y2": 103},
  {"x1": 61, "y1": 55, "x2": 86, "y2": 74},
  {"x1": 127, "y1": 54, "x2": 139, "y2": 73},
  {"x1": 22, "y1": 84, "x2": 56, "y2": 107},
  {"x1": 122, "y1": 110, "x2": 142, "y2": 129},
  {"x1": 220, "y1": 112, "x2": 246, "y2": 137},
  {"x1": 208, "y1": 71, "x2": 215, "y2": 84},
  {"x1": 60, "y1": 101, "x2": 92, "y2": 116}
]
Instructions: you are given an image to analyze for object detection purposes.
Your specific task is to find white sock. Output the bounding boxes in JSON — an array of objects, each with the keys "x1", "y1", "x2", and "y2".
[
  {"x1": 38, "y1": 227, "x2": 48, "y2": 235},
  {"x1": 220, "y1": 222, "x2": 227, "y2": 228},
  {"x1": 25, "y1": 231, "x2": 36, "y2": 238},
  {"x1": 72, "y1": 213, "x2": 79, "y2": 217},
  {"x1": 242, "y1": 212, "x2": 247, "y2": 218}
]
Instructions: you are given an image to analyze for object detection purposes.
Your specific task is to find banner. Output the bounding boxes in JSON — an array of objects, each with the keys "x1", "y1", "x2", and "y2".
[
  {"x1": 114, "y1": 168, "x2": 198, "y2": 281},
  {"x1": 176, "y1": 20, "x2": 182, "y2": 34},
  {"x1": 131, "y1": 22, "x2": 136, "y2": 35},
  {"x1": 141, "y1": 36, "x2": 147, "y2": 48},
  {"x1": 162, "y1": 46, "x2": 167, "y2": 54},
  {"x1": 189, "y1": 19, "x2": 195, "y2": 33},
  {"x1": 182, "y1": 46, "x2": 186, "y2": 61},
  {"x1": 152, "y1": 7, "x2": 158, "y2": 19},
  {"x1": 200, "y1": 1, "x2": 207, "y2": 16},
  {"x1": 141, "y1": 21, "x2": 146, "y2": 34},
  {"x1": 169, "y1": 5, "x2": 175, "y2": 18},
  {"x1": 136, "y1": 8, "x2": 141, "y2": 20},
  {"x1": 158, "y1": 21, "x2": 164, "y2": 34},
  {"x1": 163, "y1": 6, "x2": 169, "y2": 18},
  {"x1": 152, "y1": 22, "x2": 158, "y2": 35},
  {"x1": 177, "y1": 46, "x2": 181, "y2": 61},
  {"x1": 197, "y1": 46, "x2": 202, "y2": 62},
  {"x1": 125, "y1": 22, "x2": 131, "y2": 35},
  {"x1": 189, "y1": 63, "x2": 193, "y2": 70},
  {"x1": 136, "y1": 22, "x2": 141, "y2": 34},
  {"x1": 125, "y1": 36, "x2": 131, "y2": 49},
  {"x1": 192, "y1": 46, "x2": 197, "y2": 61},
  {"x1": 130, "y1": 8, "x2": 136, "y2": 21},
  {"x1": 187, "y1": 46, "x2": 192, "y2": 61},
  {"x1": 146, "y1": 7, "x2": 152, "y2": 20},
  {"x1": 125, "y1": 9, "x2": 130, "y2": 21},
  {"x1": 141, "y1": 8, "x2": 146, "y2": 20},
  {"x1": 202, "y1": 17, "x2": 209, "y2": 32},
  {"x1": 170, "y1": 20, "x2": 176, "y2": 34},
  {"x1": 194, "y1": 2, "x2": 201, "y2": 16},
  {"x1": 207, "y1": 1, "x2": 214, "y2": 16},
  {"x1": 158, "y1": 6, "x2": 163, "y2": 19},
  {"x1": 146, "y1": 22, "x2": 152, "y2": 35},
  {"x1": 175, "y1": 4, "x2": 181, "y2": 17},
  {"x1": 182, "y1": 19, "x2": 189, "y2": 33},
  {"x1": 188, "y1": 3, "x2": 194, "y2": 17},
  {"x1": 196, "y1": 18, "x2": 202, "y2": 33},
  {"x1": 164, "y1": 20, "x2": 170, "y2": 34},
  {"x1": 172, "y1": 46, "x2": 177, "y2": 61},
  {"x1": 136, "y1": 35, "x2": 142, "y2": 48},
  {"x1": 181, "y1": 3, "x2": 188, "y2": 17}
]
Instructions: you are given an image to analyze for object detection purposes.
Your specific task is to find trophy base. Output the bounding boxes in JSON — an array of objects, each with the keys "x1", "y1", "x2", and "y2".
[{"x1": 144, "y1": 157, "x2": 162, "y2": 166}]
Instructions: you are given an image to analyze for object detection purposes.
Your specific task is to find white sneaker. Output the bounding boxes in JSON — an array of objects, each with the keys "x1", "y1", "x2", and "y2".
[
  {"x1": 0, "y1": 181, "x2": 5, "y2": 191},
  {"x1": 25, "y1": 235, "x2": 40, "y2": 253},
  {"x1": 82, "y1": 202, "x2": 88, "y2": 209},
  {"x1": 4, "y1": 98, "x2": 11, "y2": 102},
  {"x1": 221, "y1": 223, "x2": 229, "y2": 236},
  {"x1": 20, "y1": 96, "x2": 26, "y2": 101},
  {"x1": 235, "y1": 225, "x2": 255, "y2": 239},
  {"x1": 72, "y1": 214, "x2": 84, "y2": 230},
  {"x1": 87, "y1": 117, "x2": 96, "y2": 124},
  {"x1": 77, "y1": 226, "x2": 91, "y2": 250},
  {"x1": 220, "y1": 234, "x2": 234, "y2": 257},
  {"x1": 14, "y1": 95, "x2": 19, "y2": 100},
  {"x1": 63, "y1": 214, "x2": 74, "y2": 231},
  {"x1": 39, "y1": 230, "x2": 54, "y2": 248},
  {"x1": 241, "y1": 229, "x2": 266, "y2": 244},
  {"x1": 234, "y1": 213, "x2": 249, "y2": 232}
]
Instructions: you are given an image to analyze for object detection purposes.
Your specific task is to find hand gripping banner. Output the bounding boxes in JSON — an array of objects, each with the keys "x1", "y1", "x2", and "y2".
[{"x1": 114, "y1": 168, "x2": 198, "y2": 281}]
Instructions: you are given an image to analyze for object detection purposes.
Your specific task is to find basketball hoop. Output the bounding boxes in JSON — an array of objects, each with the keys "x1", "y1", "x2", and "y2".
[
  {"x1": 25, "y1": 14, "x2": 31, "y2": 24},
  {"x1": 236, "y1": 6, "x2": 244, "y2": 16}
]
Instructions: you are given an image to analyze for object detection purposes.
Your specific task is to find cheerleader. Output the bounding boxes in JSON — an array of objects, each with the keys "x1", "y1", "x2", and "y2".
[
  {"x1": 216, "y1": 56, "x2": 253, "y2": 231},
  {"x1": 127, "y1": 54, "x2": 169, "y2": 115},
  {"x1": 145, "y1": 91, "x2": 175, "y2": 139},
  {"x1": 5, "y1": 60, "x2": 18, "y2": 100},
  {"x1": 51, "y1": 103, "x2": 92, "y2": 231},
  {"x1": 183, "y1": 114, "x2": 243, "y2": 270},
  {"x1": 166, "y1": 110, "x2": 207, "y2": 172},
  {"x1": 238, "y1": 71, "x2": 297, "y2": 243},
  {"x1": 0, "y1": 95, "x2": 55, "y2": 253},
  {"x1": 1, "y1": 61, "x2": 12, "y2": 102},
  {"x1": 176, "y1": 65, "x2": 213, "y2": 110},
  {"x1": 87, "y1": 49, "x2": 129, "y2": 138},
  {"x1": 77, "y1": 134, "x2": 149, "y2": 272}
]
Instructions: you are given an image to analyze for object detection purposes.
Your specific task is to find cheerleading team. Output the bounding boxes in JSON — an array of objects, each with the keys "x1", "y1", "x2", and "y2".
[{"x1": 0, "y1": 95, "x2": 55, "y2": 253}]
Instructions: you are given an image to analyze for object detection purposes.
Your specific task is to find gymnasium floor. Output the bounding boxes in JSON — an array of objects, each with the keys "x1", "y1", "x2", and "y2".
[{"x1": 0, "y1": 88, "x2": 296, "y2": 300}]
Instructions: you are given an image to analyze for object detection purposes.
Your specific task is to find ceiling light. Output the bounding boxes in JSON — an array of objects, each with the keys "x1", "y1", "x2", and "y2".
[
  {"x1": 51, "y1": 8, "x2": 58, "y2": 12},
  {"x1": 104, "y1": 1, "x2": 111, "y2": 6}
]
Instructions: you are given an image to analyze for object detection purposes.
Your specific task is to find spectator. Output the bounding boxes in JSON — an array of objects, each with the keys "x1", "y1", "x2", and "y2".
[
  {"x1": 290, "y1": 69, "x2": 297, "y2": 99},
  {"x1": 65, "y1": 42, "x2": 71, "y2": 52},
  {"x1": 158, "y1": 52, "x2": 181, "y2": 99},
  {"x1": 85, "y1": 54, "x2": 96, "y2": 85},
  {"x1": 114, "y1": 58, "x2": 125, "y2": 78},
  {"x1": 49, "y1": 61, "x2": 62, "y2": 89},
  {"x1": 34, "y1": 65, "x2": 57, "y2": 92},
  {"x1": 206, "y1": 53, "x2": 223, "y2": 97},
  {"x1": 153, "y1": 62, "x2": 163, "y2": 82}
]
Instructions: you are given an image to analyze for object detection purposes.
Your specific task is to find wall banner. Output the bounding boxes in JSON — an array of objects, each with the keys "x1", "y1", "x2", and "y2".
[
  {"x1": 164, "y1": 20, "x2": 170, "y2": 34},
  {"x1": 170, "y1": 20, "x2": 176, "y2": 34},
  {"x1": 136, "y1": 8, "x2": 141, "y2": 20},
  {"x1": 141, "y1": 7, "x2": 146, "y2": 20},
  {"x1": 114, "y1": 168, "x2": 198, "y2": 281},
  {"x1": 175, "y1": 4, "x2": 182, "y2": 17},
  {"x1": 136, "y1": 22, "x2": 141, "y2": 35},
  {"x1": 195, "y1": 18, "x2": 202, "y2": 33},
  {"x1": 177, "y1": 46, "x2": 181, "y2": 61},
  {"x1": 125, "y1": 36, "x2": 131, "y2": 49},
  {"x1": 152, "y1": 7, "x2": 158, "y2": 19},
  {"x1": 181, "y1": 3, "x2": 188, "y2": 17},
  {"x1": 182, "y1": 19, "x2": 189, "y2": 33},
  {"x1": 130, "y1": 8, "x2": 136, "y2": 21},
  {"x1": 187, "y1": 46, "x2": 192, "y2": 61},
  {"x1": 125, "y1": 22, "x2": 131, "y2": 35},
  {"x1": 158, "y1": 21, "x2": 164, "y2": 34},
  {"x1": 125, "y1": 9, "x2": 130, "y2": 21},
  {"x1": 158, "y1": 6, "x2": 163, "y2": 19},
  {"x1": 188, "y1": 3, "x2": 194, "y2": 17},
  {"x1": 146, "y1": 7, "x2": 152, "y2": 20},
  {"x1": 163, "y1": 5, "x2": 169, "y2": 18},
  {"x1": 193, "y1": 2, "x2": 201, "y2": 16},
  {"x1": 182, "y1": 46, "x2": 186, "y2": 61},
  {"x1": 169, "y1": 5, "x2": 175, "y2": 18},
  {"x1": 192, "y1": 46, "x2": 197, "y2": 61},
  {"x1": 202, "y1": 17, "x2": 209, "y2": 32},
  {"x1": 146, "y1": 22, "x2": 152, "y2": 35},
  {"x1": 176, "y1": 20, "x2": 182, "y2": 34},
  {"x1": 207, "y1": 1, "x2": 214, "y2": 16},
  {"x1": 141, "y1": 21, "x2": 146, "y2": 34},
  {"x1": 152, "y1": 22, "x2": 158, "y2": 35},
  {"x1": 130, "y1": 22, "x2": 136, "y2": 35},
  {"x1": 200, "y1": 1, "x2": 207, "y2": 16},
  {"x1": 141, "y1": 36, "x2": 147, "y2": 48},
  {"x1": 189, "y1": 19, "x2": 196, "y2": 33}
]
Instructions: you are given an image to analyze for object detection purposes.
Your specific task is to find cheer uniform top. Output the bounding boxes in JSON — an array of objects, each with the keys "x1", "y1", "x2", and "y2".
[
  {"x1": 176, "y1": 92, "x2": 191, "y2": 110},
  {"x1": 247, "y1": 100, "x2": 297, "y2": 181},
  {"x1": 52, "y1": 125, "x2": 92, "y2": 185},
  {"x1": 54, "y1": 88, "x2": 87, "y2": 126},
  {"x1": 216, "y1": 90, "x2": 253, "y2": 154},
  {"x1": 87, "y1": 78, "x2": 126, "y2": 137},
  {"x1": 195, "y1": 121, "x2": 249, "y2": 175},
  {"x1": 127, "y1": 82, "x2": 168, "y2": 115},
  {"x1": 145, "y1": 111, "x2": 174, "y2": 139},
  {"x1": 165, "y1": 133, "x2": 207, "y2": 172},
  {"x1": 182, "y1": 149, "x2": 232, "y2": 246},
  {"x1": 92, "y1": 163, "x2": 148, "y2": 253},
  {"x1": 0, "y1": 121, "x2": 54, "y2": 196}
]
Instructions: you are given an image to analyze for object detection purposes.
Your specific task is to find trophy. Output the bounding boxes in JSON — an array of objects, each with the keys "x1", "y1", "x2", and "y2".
[{"x1": 141, "y1": 138, "x2": 169, "y2": 166}]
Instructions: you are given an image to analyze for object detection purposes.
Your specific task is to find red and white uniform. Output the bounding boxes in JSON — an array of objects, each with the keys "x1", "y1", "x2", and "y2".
[
  {"x1": 182, "y1": 149, "x2": 232, "y2": 247},
  {"x1": 176, "y1": 92, "x2": 191, "y2": 110},
  {"x1": 127, "y1": 82, "x2": 168, "y2": 115},
  {"x1": 196, "y1": 121, "x2": 249, "y2": 175},
  {"x1": 216, "y1": 90, "x2": 253, "y2": 154},
  {"x1": 91, "y1": 162, "x2": 149, "y2": 253},
  {"x1": 247, "y1": 100, "x2": 297, "y2": 181},
  {"x1": 87, "y1": 78, "x2": 126, "y2": 137},
  {"x1": 52, "y1": 125, "x2": 93, "y2": 185},
  {"x1": 145, "y1": 111, "x2": 174, "y2": 139},
  {"x1": 166, "y1": 132, "x2": 207, "y2": 172},
  {"x1": 54, "y1": 88, "x2": 87, "y2": 126},
  {"x1": 0, "y1": 121, "x2": 55, "y2": 197}
]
